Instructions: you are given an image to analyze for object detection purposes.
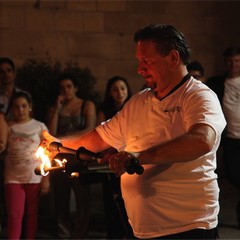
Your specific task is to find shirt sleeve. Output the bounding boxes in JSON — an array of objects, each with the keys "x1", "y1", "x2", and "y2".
[
  {"x1": 183, "y1": 86, "x2": 226, "y2": 135},
  {"x1": 96, "y1": 110, "x2": 126, "y2": 151}
]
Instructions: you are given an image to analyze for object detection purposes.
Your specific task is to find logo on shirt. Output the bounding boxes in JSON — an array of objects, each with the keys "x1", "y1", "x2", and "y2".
[{"x1": 164, "y1": 106, "x2": 182, "y2": 112}]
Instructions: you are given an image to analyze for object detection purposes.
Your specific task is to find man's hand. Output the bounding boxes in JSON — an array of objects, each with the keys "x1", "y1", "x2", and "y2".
[
  {"x1": 42, "y1": 130, "x2": 60, "y2": 145},
  {"x1": 99, "y1": 151, "x2": 138, "y2": 176},
  {"x1": 41, "y1": 130, "x2": 61, "y2": 160}
]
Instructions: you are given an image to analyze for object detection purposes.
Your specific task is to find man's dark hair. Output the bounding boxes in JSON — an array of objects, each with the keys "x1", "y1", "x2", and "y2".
[
  {"x1": 187, "y1": 61, "x2": 204, "y2": 77},
  {"x1": 134, "y1": 24, "x2": 191, "y2": 65},
  {"x1": 223, "y1": 47, "x2": 240, "y2": 58},
  {"x1": 0, "y1": 57, "x2": 15, "y2": 70}
]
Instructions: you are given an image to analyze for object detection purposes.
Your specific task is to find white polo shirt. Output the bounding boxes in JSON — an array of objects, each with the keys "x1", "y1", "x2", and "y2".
[{"x1": 96, "y1": 77, "x2": 226, "y2": 238}]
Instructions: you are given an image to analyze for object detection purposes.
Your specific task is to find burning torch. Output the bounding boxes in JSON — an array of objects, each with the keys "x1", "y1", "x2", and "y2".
[{"x1": 35, "y1": 142, "x2": 144, "y2": 177}]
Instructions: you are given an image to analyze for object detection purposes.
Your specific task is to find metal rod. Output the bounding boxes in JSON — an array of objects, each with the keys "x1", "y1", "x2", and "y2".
[
  {"x1": 34, "y1": 165, "x2": 65, "y2": 175},
  {"x1": 49, "y1": 142, "x2": 76, "y2": 155}
]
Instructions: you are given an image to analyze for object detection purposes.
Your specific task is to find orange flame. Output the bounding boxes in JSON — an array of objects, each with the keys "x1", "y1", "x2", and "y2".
[
  {"x1": 35, "y1": 145, "x2": 67, "y2": 176},
  {"x1": 36, "y1": 146, "x2": 51, "y2": 176}
]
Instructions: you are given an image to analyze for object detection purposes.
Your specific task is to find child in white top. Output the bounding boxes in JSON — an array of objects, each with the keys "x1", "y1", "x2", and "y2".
[{"x1": 3, "y1": 91, "x2": 49, "y2": 239}]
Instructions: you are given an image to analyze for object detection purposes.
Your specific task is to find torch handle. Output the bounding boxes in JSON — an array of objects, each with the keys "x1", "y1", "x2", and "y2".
[
  {"x1": 48, "y1": 142, "x2": 144, "y2": 175},
  {"x1": 76, "y1": 146, "x2": 144, "y2": 175},
  {"x1": 49, "y1": 142, "x2": 76, "y2": 155}
]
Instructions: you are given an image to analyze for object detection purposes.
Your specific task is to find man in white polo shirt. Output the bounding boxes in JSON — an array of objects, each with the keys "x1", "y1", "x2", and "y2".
[{"x1": 45, "y1": 24, "x2": 226, "y2": 239}]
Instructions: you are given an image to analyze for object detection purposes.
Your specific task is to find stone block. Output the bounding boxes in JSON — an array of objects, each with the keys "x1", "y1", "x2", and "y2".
[
  {"x1": 165, "y1": 1, "x2": 217, "y2": 15},
  {"x1": 42, "y1": 33, "x2": 68, "y2": 60},
  {"x1": 83, "y1": 13, "x2": 104, "y2": 32},
  {"x1": 67, "y1": 1, "x2": 97, "y2": 11},
  {"x1": 126, "y1": 0, "x2": 167, "y2": 14},
  {"x1": 53, "y1": 10, "x2": 83, "y2": 32},
  {"x1": 97, "y1": 0, "x2": 126, "y2": 12},
  {"x1": 104, "y1": 12, "x2": 168, "y2": 34},
  {"x1": 0, "y1": 0, "x2": 33, "y2": 8},
  {"x1": 0, "y1": 30, "x2": 44, "y2": 59},
  {"x1": 121, "y1": 35, "x2": 136, "y2": 59},
  {"x1": 25, "y1": 8, "x2": 54, "y2": 31},
  {"x1": 67, "y1": 33, "x2": 121, "y2": 59},
  {"x1": 35, "y1": 0, "x2": 67, "y2": 10},
  {"x1": 0, "y1": 6, "x2": 25, "y2": 29}
]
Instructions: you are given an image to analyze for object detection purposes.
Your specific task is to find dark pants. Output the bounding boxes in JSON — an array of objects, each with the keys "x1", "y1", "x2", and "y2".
[
  {"x1": 51, "y1": 170, "x2": 91, "y2": 239},
  {"x1": 142, "y1": 227, "x2": 219, "y2": 239},
  {"x1": 223, "y1": 137, "x2": 240, "y2": 224},
  {"x1": 102, "y1": 173, "x2": 134, "y2": 239},
  {"x1": 223, "y1": 137, "x2": 240, "y2": 189}
]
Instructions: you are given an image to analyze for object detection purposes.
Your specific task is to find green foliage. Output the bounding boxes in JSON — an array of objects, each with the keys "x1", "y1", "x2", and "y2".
[{"x1": 16, "y1": 58, "x2": 100, "y2": 123}]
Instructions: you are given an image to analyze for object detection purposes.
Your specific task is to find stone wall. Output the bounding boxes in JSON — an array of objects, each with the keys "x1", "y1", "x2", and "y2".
[{"x1": 1, "y1": 0, "x2": 240, "y2": 95}]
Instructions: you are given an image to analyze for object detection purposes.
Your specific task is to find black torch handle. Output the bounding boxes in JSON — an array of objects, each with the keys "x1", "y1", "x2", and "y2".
[
  {"x1": 49, "y1": 142, "x2": 76, "y2": 155},
  {"x1": 76, "y1": 146, "x2": 144, "y2": 175},
  {"x1": 76, "y1": 146, "x2": 103, "y2": 162},
  {"x1": 49, "y1": 142, "x2": 144, "y2": 175}
]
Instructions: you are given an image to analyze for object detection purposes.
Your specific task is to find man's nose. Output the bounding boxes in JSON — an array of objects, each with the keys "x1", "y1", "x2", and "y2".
[{"x1": 137, "y1": 63, "x2": 146, "y2": 75}]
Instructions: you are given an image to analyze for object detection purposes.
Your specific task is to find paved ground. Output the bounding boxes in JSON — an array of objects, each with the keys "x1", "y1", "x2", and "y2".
[{"x1": 0, "y1": 173, "x2": 240, "y2": 239}]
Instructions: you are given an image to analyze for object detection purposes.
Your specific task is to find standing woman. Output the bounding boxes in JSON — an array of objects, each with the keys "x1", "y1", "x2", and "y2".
[
  {"x1": 46, "y1": 73, "x2": 96, "y2": 239},
  {"x1": 3, "y1": 91, "x2": 50, "y2": 239},
  {"x1": 97, "y1": 76, "x2": 133, "y2": 239},
  {"x1": 97, "y1": 76, "x2": 132, "y2": 124}
]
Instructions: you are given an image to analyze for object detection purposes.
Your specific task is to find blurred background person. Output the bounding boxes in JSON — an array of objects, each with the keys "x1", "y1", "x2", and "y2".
[
  {"x1": 187, "y1": 60, "x2": 205, "y2": 82},
  {"x1": 0, "y1": 57, "x2": 31, "y2": 232},
  {"x1": 2, "y1": 91, "x2": 49, "y2": 239},
  {"x1": 97, "y1": 76, "x2": 134, "y2": 239},
  {"x1": 0, "y1": 57, "x2": 30, "y2": 118},
  {"x1": 46, "y1": 73, "x2": 96, "y2": 239},
  {"x1": 206, "y1": 47, "x2": 240, "y2": 227},
  {"x1": 0, "y1": 113, "x2": 7, "y2": 154},
  {"x1": 0, "y1": 57, "x2": 18, "y2": 115}
]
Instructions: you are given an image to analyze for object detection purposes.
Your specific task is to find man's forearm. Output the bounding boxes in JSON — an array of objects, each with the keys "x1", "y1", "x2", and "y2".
[
  {"x1": 61, "y1": 128, "x2": 110, "y2": 153},
  {"x1": 139, "y1": 124, "x2": 216, "y2": 165}
]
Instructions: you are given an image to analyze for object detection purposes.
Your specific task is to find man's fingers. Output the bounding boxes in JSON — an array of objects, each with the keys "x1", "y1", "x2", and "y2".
[
  {"x1": 42, "y1": 130, "x2": 60, "y2": 143},
  {"x1": 98, "y1": 154, "x2": 110, "y2": 164}
]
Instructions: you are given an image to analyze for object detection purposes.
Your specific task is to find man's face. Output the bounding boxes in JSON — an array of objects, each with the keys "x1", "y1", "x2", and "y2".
[
  {"x1": 0, "y1": 63, "x2": 16, "y2": 86},
  {"x1": 136, "y1": 40, "x2": 172, "y2": 98},
  {"x1": 225, "y1": 54, "x2": 240, "y2": 78}
]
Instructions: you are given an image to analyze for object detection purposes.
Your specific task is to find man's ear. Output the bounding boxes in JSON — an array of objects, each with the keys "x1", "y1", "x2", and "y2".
[{"x1": 169, "y1": 50, "x2": 180, "y2": 68}]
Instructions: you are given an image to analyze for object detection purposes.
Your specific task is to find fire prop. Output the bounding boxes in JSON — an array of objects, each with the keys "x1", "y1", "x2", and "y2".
[{"x1": 35, "y1": 142, "x2": 144, "y2": 177}]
